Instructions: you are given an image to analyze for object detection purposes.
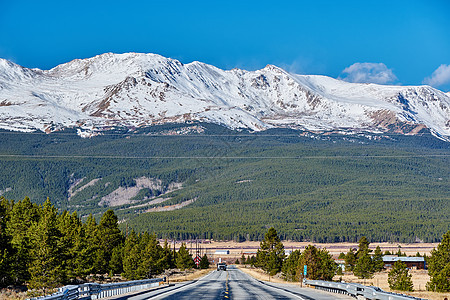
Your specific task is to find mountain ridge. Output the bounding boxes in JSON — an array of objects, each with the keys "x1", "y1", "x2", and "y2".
[{"x1": 0, "y1": 52, "x2": 449, "y2": 139}]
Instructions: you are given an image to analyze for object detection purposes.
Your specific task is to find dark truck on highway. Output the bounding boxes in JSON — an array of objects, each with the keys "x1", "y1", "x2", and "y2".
[{"x1": 217, "y1": 262, "x2": 227, "y2": 271}]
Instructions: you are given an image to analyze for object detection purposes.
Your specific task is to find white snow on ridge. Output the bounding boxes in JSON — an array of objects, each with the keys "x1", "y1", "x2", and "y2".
[{"x1": 0, "y1": 52, "x2": 449, "y2": 138}]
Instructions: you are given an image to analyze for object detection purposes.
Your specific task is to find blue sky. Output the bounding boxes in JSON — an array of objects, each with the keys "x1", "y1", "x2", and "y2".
[{"x1": 1, "y1": 0, "x2": 449, "y2": 91}]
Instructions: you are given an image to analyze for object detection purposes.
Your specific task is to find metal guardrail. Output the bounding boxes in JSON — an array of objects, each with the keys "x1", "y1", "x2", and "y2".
[
  {"x1": 28, "y1": 278, "x2": 165, "y2": 300},
  {"x1": 304, "y1": 279, "x2": 426, "y2": 300}
]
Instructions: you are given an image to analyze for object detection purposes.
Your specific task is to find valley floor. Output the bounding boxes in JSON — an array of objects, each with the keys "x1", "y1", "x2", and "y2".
[{"x1": 186, "y1": 240, "x2": 439, "y2": 260}]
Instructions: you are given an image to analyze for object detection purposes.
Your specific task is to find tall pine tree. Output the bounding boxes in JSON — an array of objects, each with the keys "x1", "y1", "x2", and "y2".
[
  {"x1": 94, "y1": 210, "x2": 123, "y2": 274},
  {"x1": 28, "y1": 199, "x2": 65, "y2": 295},
  {"x1": 256, "y1": 227, "x2": 285, "y2": 276},
  {"x1": 0, "y1": 197, "x2": 13, "y2": 287},
  {"x1": 6, "y1": 197, "x2": 40, "y2": 285},
  {"x1": 176, "y1": 243, "x2": 194, "y2": 270},
  {"x1": 372, "y1": 246, "x2": 384, "y2": 272},
  {"x1": 427, "y1": 230, "x2": 450, "y2": 292},
  {"x1": 282, "y1": 250, "x2": 301, "y2": 281}
]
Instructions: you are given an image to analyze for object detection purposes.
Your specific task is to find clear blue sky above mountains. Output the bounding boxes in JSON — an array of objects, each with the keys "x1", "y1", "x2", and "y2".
[{"x1": 1, "y1": 0, "x2": 449, "y2": 91}]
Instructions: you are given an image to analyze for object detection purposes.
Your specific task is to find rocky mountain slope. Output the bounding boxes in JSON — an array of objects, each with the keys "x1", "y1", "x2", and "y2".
[{"x1": 0, "y1": 52, "x2": 449, "y2": 139}]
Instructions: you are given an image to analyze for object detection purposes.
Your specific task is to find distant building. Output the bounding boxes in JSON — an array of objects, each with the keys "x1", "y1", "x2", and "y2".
[
  {"x1": 214, "y1": 250, "x2": 230, "y2": 255},
  {"x1": 335, "y1": 259, "x2": 346, "y2": 271},
  {"x1": 382, "y1": 256, "x2": 426, "y2": 269}
]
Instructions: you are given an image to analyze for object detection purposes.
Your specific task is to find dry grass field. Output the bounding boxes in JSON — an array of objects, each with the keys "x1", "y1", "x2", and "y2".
[
  {"x1": 335, "y1": 271, "x2": 449, "y2": 300},
  {"x1": 186, "y1": 240, "x2": 439, "y2": 262},
  {"x1": 238, "y1": 265, "x2": 450, "y2": 300},
  {"x1": 238, "y1": 266, "x2": 449, "y2": 300},
  {"x1": 165, "y1": 268, "x2": 214, "y2": 283}
]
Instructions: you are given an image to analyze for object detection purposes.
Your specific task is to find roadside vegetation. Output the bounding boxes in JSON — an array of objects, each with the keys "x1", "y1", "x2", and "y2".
[
  {"x1": 0, "y1": 198, "x2": 206, "y2": 296},
  {"x1": 1, "y1": 198, "x2": 449, "y2": 297},
  {"x1": 244, "y1": 228, "x2": 450, "y2": 294}
]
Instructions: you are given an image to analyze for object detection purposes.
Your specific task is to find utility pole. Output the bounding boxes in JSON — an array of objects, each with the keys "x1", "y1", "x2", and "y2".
[{"x1": 173, "y1": 240, "x2": 176, "y2": 266}]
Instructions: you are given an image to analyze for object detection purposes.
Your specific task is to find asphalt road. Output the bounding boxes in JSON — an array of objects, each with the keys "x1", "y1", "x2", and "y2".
[{"x1": 120, "y1": 266, "x2": 353, "y2": 299}]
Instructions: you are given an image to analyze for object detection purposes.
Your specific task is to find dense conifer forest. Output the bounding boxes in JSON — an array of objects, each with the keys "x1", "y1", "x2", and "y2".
[
  {"x1": 0, "y1": 123, "x2": 448, "y2": 242},
  {"x1": 0, "y1": 198, "x2": 200, "y2": 294}
]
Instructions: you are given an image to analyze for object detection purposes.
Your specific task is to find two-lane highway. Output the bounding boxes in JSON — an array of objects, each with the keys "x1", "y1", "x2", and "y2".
[{"x1": 119, "y1": 266, "x2": 353, "y2": 299}]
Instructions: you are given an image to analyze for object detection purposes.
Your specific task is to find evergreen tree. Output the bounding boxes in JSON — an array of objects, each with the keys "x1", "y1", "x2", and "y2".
[
  {"x1": 95, "y1": 210, "x2": 123, "y2": 273},
  {"x1": 354, "y1": 250, "x2": 374, "y2": 279},
  {"x1": 256, "y1": 227, "x2": 285, "y2": 275},
  {"x1": 396, "y1": 246, "x2": 406, "y2": 257},
  {"x1": 57, "y1": 210, "x2": 83, "y2": 282},
  {"x1": 356, "y1": 236, "x2": 370, "y2": 258},
  {"x1": 27, "y1": 199, "x2": 65, "y2": 295},
  {"x1": 388, "y1": 260, "x2": 414, "y2": 291},
  {"x1": 176, "y1": 243, "x2": 194, "y2": 270},
  {"x1": 372, "y1": 246, "x2": 384, "y2": 272},
  {"x1": 344, "y1": 248, "x2": 357, "y2": 272},
  {"x1": 427, "y1": 230, "x2": 450, "y2": 292},
  {"x1": 71, "y1": 222, "x2": 93, "y2": 279},
  {"x1": 282, "y1": 250, "x2": 301, "y2": 281},
  {"x1": 249, "y1": 255, "x2": 257, "y2": 266},
  {"x1": 199, "y1": 254, "x2": 210, "y2": 269},
  {"x1": 0, "y1": 197, "x2": 13, "y2": 287},
  {"x1": 240, "y1": 253, "x2": 246, "y2": 265},
  {"x1": 317, "y1": 248, "x2": 338, "y2": 280},
  {"x1": 6, "y1": 197, "x2": 40, "y2": 285},
  {"x1": 138, "y1": 233, "x2": 163, "y2": 278},
  {"x1": 353, "y1": 236, "x2": 375, "y2": 279},
  {"x1": 122, "y1": 230, "x2": 140, "y2": 280},
  {"x1": 109, "y1": 244, "x2": 124, "y2": 275},
  {"x1": 81, "y1": 214, "x2": 98, "y2": 276},
  {"x1": 299, "y1": 245, "x2": 336, "y2": 280},
  {"x1": 159, "y1": 240, "x2": 175, "y2": 270}
]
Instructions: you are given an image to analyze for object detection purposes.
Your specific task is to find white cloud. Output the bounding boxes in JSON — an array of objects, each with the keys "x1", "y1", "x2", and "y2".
[
  {"x1": 423, "y1": 64, "x2": 450, "y2": 88},
  {"x1": 339, "y1": 62, "x2": 397, "y2": 84}
]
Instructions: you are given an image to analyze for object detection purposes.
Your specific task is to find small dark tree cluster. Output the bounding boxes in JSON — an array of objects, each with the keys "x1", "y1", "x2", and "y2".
[
  {"x1": 254, "y1": 228, "x2": 336, "y2": 281},
  {"x1": 199, "y1": 254, "x2": 210, "y2": 269},
  {"x1": 241, "y1": 255, "x2": 257, "y2": 266},
  {"x1": 298, "y1": 245, "x2": 337, "y2": 281},
  {"x1": 346, "y1": 237, "x2": 383, "y2": 279}
]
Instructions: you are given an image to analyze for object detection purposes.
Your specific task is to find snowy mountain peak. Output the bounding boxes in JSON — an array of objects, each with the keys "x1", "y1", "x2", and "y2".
[
  {"x1": 0, "y1": 52, "x2": 449, "y2": 139},
  {"x1": 0, "y1": 59, "x2": 42, "y2": 81}
]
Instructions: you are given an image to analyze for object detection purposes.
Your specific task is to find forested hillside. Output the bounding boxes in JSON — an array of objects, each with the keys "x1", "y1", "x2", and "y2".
[{"x1": 0, "y1": 123, "x2": 448, "y2": 242}]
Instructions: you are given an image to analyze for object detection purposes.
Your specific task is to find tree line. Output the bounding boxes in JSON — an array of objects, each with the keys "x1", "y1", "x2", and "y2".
[
  {"x1": 247, "y1": 228, "x2": 450, "y2": 293},
  {"x1": 0, "y1": 197, "x2": 207, "y2": 296},
  {"x1": 1, "y1": 196, "x2": 449, "y2": 294}
]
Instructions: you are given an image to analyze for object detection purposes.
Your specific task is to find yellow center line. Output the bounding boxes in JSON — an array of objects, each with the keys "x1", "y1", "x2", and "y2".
[{"x1": 225, "y1": 270, "x2": 230, "y2": 299}]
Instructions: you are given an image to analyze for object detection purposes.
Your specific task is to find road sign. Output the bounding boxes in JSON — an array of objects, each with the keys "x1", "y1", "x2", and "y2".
[{"x1": 194, "y1": 255, "x2": 201, "y2": 266}]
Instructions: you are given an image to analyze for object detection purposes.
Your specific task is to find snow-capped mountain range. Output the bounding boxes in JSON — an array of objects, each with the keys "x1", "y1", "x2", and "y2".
[{"x1": 0, "y1": 52, "x2": 449, "y2": 139}]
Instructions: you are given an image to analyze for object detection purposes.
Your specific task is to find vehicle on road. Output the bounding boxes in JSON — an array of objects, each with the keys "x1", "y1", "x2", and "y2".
[{"x1": 217, "y1": 262, "x2": 227, "y2": 271}]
